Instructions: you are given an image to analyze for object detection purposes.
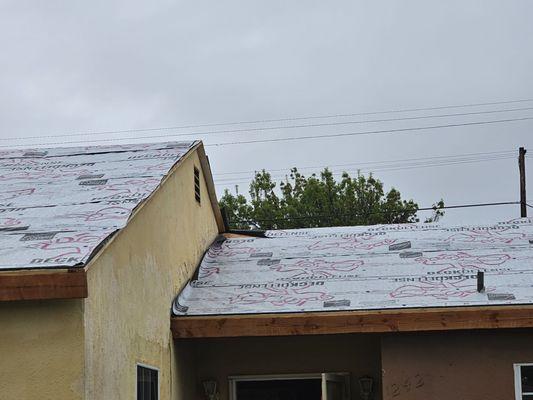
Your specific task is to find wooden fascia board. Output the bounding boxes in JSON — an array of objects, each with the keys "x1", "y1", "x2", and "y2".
[
  {"x1": 196, "y1": 142, "x2": 225, "y2": 233},
  {"x1": 0, "y1": 269, "x2": 87, "y2": 301},
  {"x1": 171, "y1": 305, "x2": 533, "y2": 338}
]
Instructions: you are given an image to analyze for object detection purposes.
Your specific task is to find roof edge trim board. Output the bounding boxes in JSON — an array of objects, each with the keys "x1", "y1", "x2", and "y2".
[
  {"x1": 170, "y1": 305, "x2": 533, "y2": 338},
  {"x1": 226, "y1": 229, "x2": 267, "y2": 238},
  {"x1": 171, "y1": 235, "x2": 227, "y2": 316},
  {"x1": 0, "y1": 269, "x2": 87, "y2": 301},
  {"x1": 82, "y1": 229, "x2": 119, "y2": 269},
  {"x1": 196, "y1": 143, "x2": 225, "y2": 233}
]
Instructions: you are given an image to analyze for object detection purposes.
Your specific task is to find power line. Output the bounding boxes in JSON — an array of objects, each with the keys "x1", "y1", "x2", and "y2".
[
  {"x1": 214, "y1": 152, "x2": 517, "y2": 184},
  {"x1": 205, "y1": 116, "x2": 533, "y2": 147},
  {"x1": 1, "y1": 114, "x2": 532, "y2": 150},
  {"x1": 214, "y1": 154, "x2": 515, "y2": 183},
  {"x1": 229, "y1": 201, "x2": 520, "y2": 224},
  {"x1": 3, "y1": 98, "x2": 533, "y2": 143},
  {"x1": 3, "y1": 105, "x2": 533, "y2": 144},
  {"x1": 341, "y1": 155, "x2": 514, "y2": 172},
  {"x1": 416, "y1": 201, "x2": 519, "y2": 210},
  {"x1": 215, "y1": 158, "x2": 516, "y2": 185},
  {"x1": 215, "y1": 155, "x2": 516, "y2": 185},
  {"x1": 213, "y1": 150, "x2": 515, "y2": 177}
]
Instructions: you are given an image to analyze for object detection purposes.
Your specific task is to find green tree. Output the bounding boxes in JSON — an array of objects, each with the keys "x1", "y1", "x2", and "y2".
[{"x1": 219, "y1": 168, "x2": 444, "y2": 230}]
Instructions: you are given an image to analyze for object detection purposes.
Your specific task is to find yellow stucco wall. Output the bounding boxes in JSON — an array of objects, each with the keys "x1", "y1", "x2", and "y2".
[
  {"x1": 83, "y1": 148, "x2": 219, "y2": 400},
  {"x1": 0, "y1": 299, "x2": 85, "y2": 400}
]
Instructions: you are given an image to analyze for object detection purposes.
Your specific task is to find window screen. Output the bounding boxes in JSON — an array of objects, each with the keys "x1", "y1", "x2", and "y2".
[
  {"x1": 194, "y1": 167, "x2": 201, "y2": 204},
  {"x1": 516, "y1": 364, "x2": 533, "y2": 400},
  {"x1": 137, "y1": 365, "x2": 158, "y2": 400}
]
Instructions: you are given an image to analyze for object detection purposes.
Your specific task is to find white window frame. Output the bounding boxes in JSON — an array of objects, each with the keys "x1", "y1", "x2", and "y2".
[
  {"x1": 228, "y1": 372, "x2": 350, "y2": 400},
  {"x1": 514, "y1": 363, "x2": 533, "y2": 400},
  {"x1": 136, "y1": 362, "x2": 160, "y2": 400}
]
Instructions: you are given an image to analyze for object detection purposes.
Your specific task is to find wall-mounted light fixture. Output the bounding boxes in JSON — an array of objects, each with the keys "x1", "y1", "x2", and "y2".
[
  {"x1": 358, "y1": 376, "x2": 373, "y2": 400},
  {"x1": 202, "y1": 380, "x2": 219, "y2": 400}
]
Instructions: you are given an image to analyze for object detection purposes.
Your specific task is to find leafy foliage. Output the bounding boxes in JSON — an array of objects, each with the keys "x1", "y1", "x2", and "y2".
[{"x1": 219, "y1": 168, "x2": 444, "y2": 230}]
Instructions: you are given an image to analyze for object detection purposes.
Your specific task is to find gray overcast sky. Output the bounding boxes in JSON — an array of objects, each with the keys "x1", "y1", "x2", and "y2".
[{"x1": 1, "y1": 1, "x2": 532, "y2": 224}]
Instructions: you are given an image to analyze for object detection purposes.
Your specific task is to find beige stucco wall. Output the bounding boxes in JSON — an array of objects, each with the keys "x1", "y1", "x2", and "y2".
[
  {"x1": 84, "y1": 149, "x2": 219, "y2": 400},
  {"x1": 188, "y1": 333, "x2": 383, "y2": 400},
  {"x1": 381, "y1": 329, "x2": 533, "y2": 400},
  {"x1": 0, "y1": 299, "x2": 85, "y2": 400}
]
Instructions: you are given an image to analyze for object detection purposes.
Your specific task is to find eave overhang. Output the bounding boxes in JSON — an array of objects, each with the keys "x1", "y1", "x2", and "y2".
[
  {"x1": 0, "y1": 269, "x2": 87, "y2": 301},
  {"x1": 171, "y1": 305, "x2": 533, "y2": 338}
]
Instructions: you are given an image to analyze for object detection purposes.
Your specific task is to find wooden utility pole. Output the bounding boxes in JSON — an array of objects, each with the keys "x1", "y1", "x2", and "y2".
[{"x1": 519, "y1": 147, "x2": 527, "y2": 217}]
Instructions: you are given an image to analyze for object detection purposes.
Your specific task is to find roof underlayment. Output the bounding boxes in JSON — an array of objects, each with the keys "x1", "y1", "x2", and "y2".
[
  {"x1": 0, "y1": 141, "x2": 196, "y2": 270},
  {"x1": 174, "y1": 218, "x2": 533, "y2": 315}
]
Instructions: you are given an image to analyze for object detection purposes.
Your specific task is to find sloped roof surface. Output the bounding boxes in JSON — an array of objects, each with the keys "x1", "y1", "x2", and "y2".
[
  {"x1": 174, "y1": 218, "x2": 533, "y2": 316},
  {"x1": 0, "y1": 141, "x2": 196, "y2": 270}
]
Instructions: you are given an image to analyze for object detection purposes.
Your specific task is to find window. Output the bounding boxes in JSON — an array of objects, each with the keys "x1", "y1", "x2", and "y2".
[
  {"x1": 515, "y1": 364, "x2": 533, "y2": 400},
  {"x1": 229, "y1": 373, "x2": 350, "y2": 400},
  {"x1": 194, "y1": 166, "x2": 201, "y2": 204},
  {"x1": 137, "y1": 364, "x2": 158, "y2": 400}
]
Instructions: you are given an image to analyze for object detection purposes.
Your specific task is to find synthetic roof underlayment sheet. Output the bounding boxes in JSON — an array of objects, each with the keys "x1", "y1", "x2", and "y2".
[
  {"x1": 0, "y1": 141, "x2": 196, "y2": 270},
  {"x1": 174, "y1": 218, "x2": 533, "y2": 315}
]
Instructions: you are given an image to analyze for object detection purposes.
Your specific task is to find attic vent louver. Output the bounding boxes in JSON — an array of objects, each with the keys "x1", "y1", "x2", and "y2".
[{"x1": 194, "y1": 166, "x2": 201, "y2": 204}]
